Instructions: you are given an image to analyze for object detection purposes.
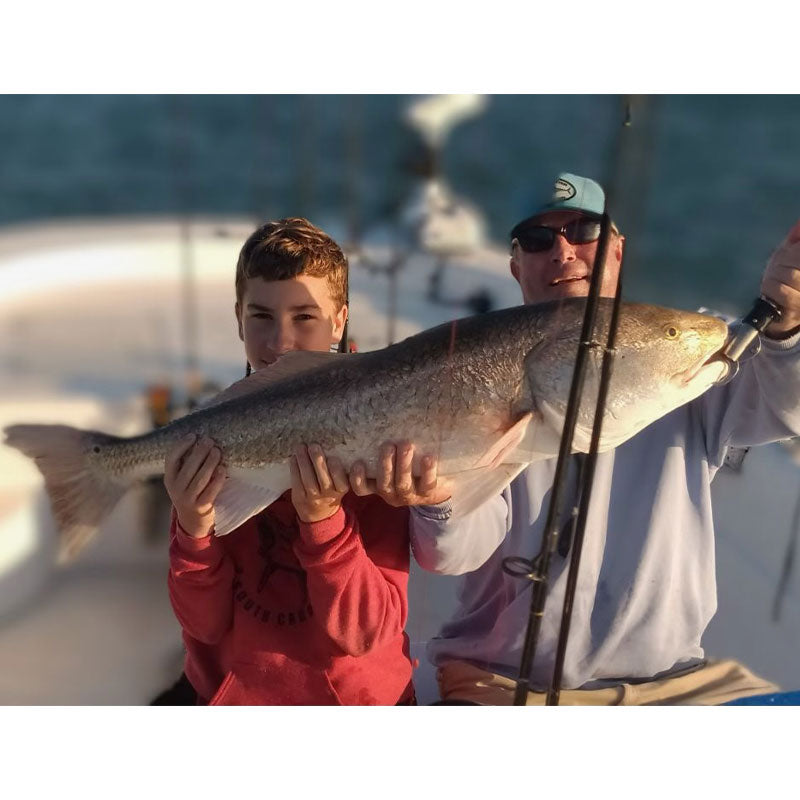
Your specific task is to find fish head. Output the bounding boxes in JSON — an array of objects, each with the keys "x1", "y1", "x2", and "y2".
[{"x1": 526, "y1": 300, "x2": 729, "y2": 451}]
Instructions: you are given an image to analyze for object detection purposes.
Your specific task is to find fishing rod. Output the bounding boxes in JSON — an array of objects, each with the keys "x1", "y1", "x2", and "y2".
[
  {"x1": 545, "y1": 98, "x2": 670, "y2": 703},
  {"x1": 501, "y1": 96, "x2": 646, "y2": 706},
  {"x1": 502, "y1": 206, "x2": 622, "y2": 705},
  {"x1": 535, "y1": 121, "x2": 784, "y2": 706},
  {"x1": 546, "y1": 242, "x2": 625, "y2": 704}
]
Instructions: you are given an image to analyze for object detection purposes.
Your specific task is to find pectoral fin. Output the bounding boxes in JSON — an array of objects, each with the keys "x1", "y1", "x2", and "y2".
[
  {"x1": 448, "y1": 462, "x2": 528, "y2": 519},
  {"x1": 473, "y1": 412, "x2": 534, "y2": 469},
  {"x1": 213, "y1": 465, "x2": 290, "y2": 536}
]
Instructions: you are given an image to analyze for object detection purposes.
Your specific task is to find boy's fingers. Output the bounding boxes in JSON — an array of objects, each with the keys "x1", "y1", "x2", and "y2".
[
  {"x1": 327, "y1": 455, "x2": 349, "y2": 494},
  {"x1": 196, "y1": 466, "x2": 227, "y2": 507},
  {"x1": 165, "y1": 434, "x2": 197, "y2": 483},
  {"x1": 308, "y1": 444, "x2": 333, "y2": 493},
  {"x1": 349, "y1": 461, "x2": 373, "y2": 496},
  {"x1": 289, "y1": 456, "x2": 303, "y2": 494},
  {"x1": 294, "y1": 445, "x2": 320, "y2": 496},
  {"x1": 186, "y1": 448, "x2": 222, "y2": 499},
  {"x1": 176, "y1": 438, "x2": 215, "y2": 492},
  {"x1": 378, "y1": 443, "x2": 396, "y2": 494}
]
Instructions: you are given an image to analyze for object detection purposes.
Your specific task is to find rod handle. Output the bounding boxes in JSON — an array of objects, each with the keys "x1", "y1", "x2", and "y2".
[{"x1": 722, "y1": 296, "x2": 782, "y2": 363}]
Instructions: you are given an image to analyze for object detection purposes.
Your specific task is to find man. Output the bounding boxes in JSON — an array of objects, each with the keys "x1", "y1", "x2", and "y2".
[{"x1": 403, "y1": 172, "x2": 800, "y2": 705}]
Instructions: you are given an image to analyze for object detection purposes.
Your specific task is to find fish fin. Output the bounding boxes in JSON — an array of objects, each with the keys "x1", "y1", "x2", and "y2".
[
  {"x1": 504, "y1": 409, "x2": 568, "y2": 463},
  {"x1": 212, "y1": 469, "x2": 288, "y2": 536},
  {"x1": 204, "y1": 351, "x2": 352, "y2": 408},
  {"x1": 3, "y1": 424, "x2": 129, "y2": 563},
  {"x1": 473, "y1": 412, "x2": 534, "y2": 470},
  {"x1": 448, "y1": 462, "x2": 528, "y2": 519}
]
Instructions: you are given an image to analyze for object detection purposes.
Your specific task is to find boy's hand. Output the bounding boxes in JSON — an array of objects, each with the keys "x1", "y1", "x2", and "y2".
[
  {"x1": 348, "y1": 441, "x2": 452, "y2": 507},
  {"x1": 290, "y1": 443, "x2": 349, "y2": 523},
  {"x1": 164, "y1": 434, "x2": 227, "y2": 538}
]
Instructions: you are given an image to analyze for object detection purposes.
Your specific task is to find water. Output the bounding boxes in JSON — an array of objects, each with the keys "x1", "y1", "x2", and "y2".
[{"x1": 0, "y1": 94, "x2": 799, "y2": 311}]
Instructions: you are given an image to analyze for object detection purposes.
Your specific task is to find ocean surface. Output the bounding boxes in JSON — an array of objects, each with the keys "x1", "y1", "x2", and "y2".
[{"x1": 1, "y1": 94, "x2": 799, "y2": 313}]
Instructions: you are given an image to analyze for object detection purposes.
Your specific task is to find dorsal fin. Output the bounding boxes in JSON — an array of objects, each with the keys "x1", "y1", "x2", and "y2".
[{"x1": 204, "y1": 350, "x2": 350, "y2": 408}]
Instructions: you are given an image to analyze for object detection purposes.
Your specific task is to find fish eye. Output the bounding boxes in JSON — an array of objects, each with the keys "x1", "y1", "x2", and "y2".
[{"x1": 664, "y1": 325, "x2": 680, "y2": 339}]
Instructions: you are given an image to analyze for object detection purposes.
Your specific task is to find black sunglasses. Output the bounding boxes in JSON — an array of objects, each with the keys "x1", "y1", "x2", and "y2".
[{"x1": 513, "y1": 218, "x2": 602, "y2": 253}]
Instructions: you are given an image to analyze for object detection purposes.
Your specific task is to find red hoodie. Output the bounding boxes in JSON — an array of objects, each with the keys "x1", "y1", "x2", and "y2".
[{"x1": 168, "y1": 491, "x2": 414, "y2": 705}]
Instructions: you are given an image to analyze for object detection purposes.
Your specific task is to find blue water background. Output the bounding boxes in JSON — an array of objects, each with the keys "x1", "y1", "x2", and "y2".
[{"x1": 0, "y1": 95, "x2": 798, "y2": 312}]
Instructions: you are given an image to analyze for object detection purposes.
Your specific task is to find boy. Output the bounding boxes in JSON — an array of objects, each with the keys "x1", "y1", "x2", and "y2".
[{"x1": 165, "y1": 217, "x2": 415, "y2": 705}]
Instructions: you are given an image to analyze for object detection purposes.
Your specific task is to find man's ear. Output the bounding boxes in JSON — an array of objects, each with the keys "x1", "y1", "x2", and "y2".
[
  {"x1": 332, "y1": 303, "x2": 348, "y2": 344},
  {"x1": 234, "y1": 302, "x2": 244, "y2": 341},
  {"x1": 614, "y1": 234, "x2": 625, "y2": 263},
  {"x1": 509, "y1": 240, "x2": 521, "y2": 283}
]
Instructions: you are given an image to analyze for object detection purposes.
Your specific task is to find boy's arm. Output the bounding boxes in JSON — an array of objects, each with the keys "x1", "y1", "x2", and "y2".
[
  {"x1": 292, "y1": 503, "x2": 409, "y2": 657},
  {"x1": 164, "y1": 435, "x2": 234, "y2": 645},
  {"x1": 167, "y1": 512, "x2": 235, "y2": 644}
]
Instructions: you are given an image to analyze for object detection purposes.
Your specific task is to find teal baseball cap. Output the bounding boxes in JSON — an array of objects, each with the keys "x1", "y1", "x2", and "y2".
[{"x1": 510, "y1": 172, "x2": 609, "y2": 241}]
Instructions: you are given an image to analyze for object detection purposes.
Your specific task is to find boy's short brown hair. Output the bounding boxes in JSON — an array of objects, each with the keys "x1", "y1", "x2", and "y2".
[{"x1": 235, "y1": 217, "x2": 348, "y2": 310}]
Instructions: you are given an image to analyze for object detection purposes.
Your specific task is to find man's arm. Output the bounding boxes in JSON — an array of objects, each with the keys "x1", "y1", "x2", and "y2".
[
  {"x1": 762, "y1": 220, "x2": 800, "y2": 339},
  {"x1": 409, "y1": 491, "x2": 510, "y2": 575},
  {"x1": 348, "y1": 440, "x2": 512, "y2": 576},
  {"x1": 702, "y1": 220, "x2": 800, "y2": 460}
]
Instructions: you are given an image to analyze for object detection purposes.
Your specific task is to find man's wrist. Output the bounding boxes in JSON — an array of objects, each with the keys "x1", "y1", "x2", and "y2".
[
  {"x1": 411, "y1": 498, "x2": 454, "y2": 521},
  {"x1": 765, "y1": 322, "x2": 800, "y2": 341}
]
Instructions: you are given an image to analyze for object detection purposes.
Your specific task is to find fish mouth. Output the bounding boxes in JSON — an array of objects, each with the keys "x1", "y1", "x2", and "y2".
[{"x1": 674, "y1": 349, "x2": 727, "y2": 387}]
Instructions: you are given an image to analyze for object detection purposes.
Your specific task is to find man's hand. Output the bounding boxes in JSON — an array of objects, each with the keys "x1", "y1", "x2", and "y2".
[
  {"x1": 348, "y1": 441, "x2": 452, "y2": 507},
  {"x1": 164, "y1": 434, "x2": 227, "y2": 538},
  {"x1": 762, "y1": 220, "x2": 800, "y2": 338},
  {"x1": 290, "y1": 443, "x2": 349, "y2": 523}
]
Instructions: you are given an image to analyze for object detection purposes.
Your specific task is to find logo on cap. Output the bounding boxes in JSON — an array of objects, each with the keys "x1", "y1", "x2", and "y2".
[{"x1": 553, "y1": 178, "x2": 576, "y2": 200}]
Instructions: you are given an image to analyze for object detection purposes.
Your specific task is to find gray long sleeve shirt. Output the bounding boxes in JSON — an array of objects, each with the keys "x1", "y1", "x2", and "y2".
[{"x1": 409, "y1": 332, "x2": 800, "y2": 690}]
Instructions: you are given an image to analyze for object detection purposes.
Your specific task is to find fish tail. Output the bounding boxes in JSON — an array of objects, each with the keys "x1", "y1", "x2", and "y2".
[{"x1": 3, "y1": 424, "x2": 130, "y2": 562}]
